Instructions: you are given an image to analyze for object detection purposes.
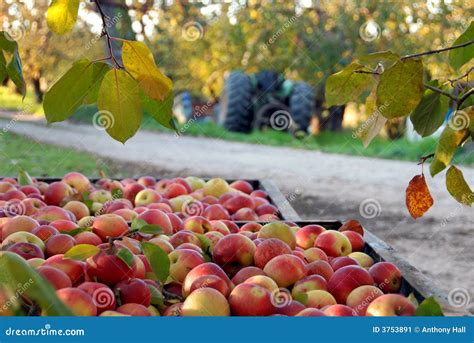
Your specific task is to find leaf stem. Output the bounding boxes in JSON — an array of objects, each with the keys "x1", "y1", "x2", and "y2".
[
  {"x1": 418, "y1": 153, "x2": 434, "y2": 165},
  {"x1": 424, "y1": 83, "x2": 458, "y2": 101},
  {"x1": 401, "y1": 39, "x2": 474, "y2": 60},
  {"x1": 457, "y1": 88, "x2": 473, "y2": 110},
  {"x1": 448, "y1": 67, "x2": 473, "y2": 86},
  {"x1": 94, "y1": 0, "x2": 124, "y2": 69}
]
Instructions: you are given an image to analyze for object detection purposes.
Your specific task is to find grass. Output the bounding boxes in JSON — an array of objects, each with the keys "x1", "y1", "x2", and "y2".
[{"x1": 0, "y1": 132, "x2": 111, "y2": 177}]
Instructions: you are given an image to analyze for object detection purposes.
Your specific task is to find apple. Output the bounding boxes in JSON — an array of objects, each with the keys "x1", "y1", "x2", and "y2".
[
  {"x1": 240, "y1": 222, "x2": 262, "y2": 233},
  {"x1": 45, "y1": 234, "x2": 76, "y2": 256},
  {"x1": 182, "y1": 287, "x2": 231, "y2": 316},
  {"x1": 37, "y1": 266, "x2": 72, "y2": 289},
  {"x1": 7, "y1": 242, "x2": 44, "y2": 260},
  {"x1": 229, "y1": 283, "x2": 276, "y2": 316},
  {"x1": 315, "y1": 230, "x2": 352, "y2": 257},
  {"x1": 3, "y1": 189, "x2": 26, "y2": 201},
  {"x1": 330, "y1": 256, "x2": 359, "y2": 271},
  {"x1": 100, "y1": 310, "x2": 129, "y2": 316},
  {"x1": 86, "y1": 250, "x2": 136, "y2": 286},
  {"x1": 348, "y1": 252, "x2": 374, "y2": 268},
  {"x1": 148, "y1": 237, "x2": 174, "y2": 253},
  {"x1": 254, "y1": 238, "x2": 292, "y2": 269},
  {"x1": 295, "y1": 308, "x2": 326, "y2": 316},
  {"x1": 188, "y1": 275, "x2": 232, "y2": 297},
  {"x1": 92, "y1": 214, "x2": 129, "y2": 241},
  {"x1": 324, "y1": 304, "x2": 357, "y2": 316},
  {"x1": 257, "y1": 222, "x2": 296, "y2": 249},
  {"x1": 74, "y1": 232, "x2": 102, "y2": 246},
  {"x1": 327, "y1": 265, "x2": 374, "y2": 304},
  {"x1": 135, "y1": 189, "x2": 162, "y2": 207},
  {"x1": 169, "y1": 249, "x2": 205, "y2": 283},
  {"x1": 78, "y1": 216, "x2": 95, "y2": 228},
  {"x1": 276, "y1": 300, "x2": 306, "y2": 316},
  {"x1": 163, "y1": 303, "x2": 183, "y2": 316},
  {"x1": 208, "y1": 220, "x2": 231, "y2": 235},
  {"x1": 2, "y1": 215, "x2": 39, "y2": 239},
  {"x1": 78, "y1": 281, "x2": 116, "y2": 314},
  {"x1": 201, "y1": 195, "x2": 219, "y2": 205},
  {"x1": 182, "y1": 216, "x2": 212, "y2": 234},
  {"x1": 368, "y1": 262, "x2": 402, "y2": 293},
  {"x1": 27, "y1": 257, "x2": 45, "y2": 268},
  {"x1": 263, "y1": 254, "x2": 307, "y2": 288},
  {"x1": 223, "y1": 194, "x2": 255, "y2": 214},
  {"x1": 221, "y1": 220, "x2": 239, "y2": 233},
  {"x1": 0, "y1": 181, "x2": 15, "y2": 193},
  {"x1": 244, "y1": 275, "x2": 278, "y2": 292},
  {"x1": 346, "y1": 285, "x2": 384, "y2": 315},
  {"x1": 295, "y1": 225, "x2": 326, "y2": 249},
  {"x1": 169, "y1": 195, "x2": 194, "y2": 212},
  {"x1": 50, "y1": 219, "x2": 77, "y2": 233},
  {"x1": 230, "y1": 180, "x2": 253, "y2": 194},
  {"x1": 136, "y1": 209, "x2": 173, "y2": 235},
  {"x1": 113, "y1": 209, "x2": 137, "y2": 222},
  {"x1": 231, "y1": 266, "x2": 265, "y2": 285},
  {"x1": 213, "y1": 234, "x2": 256, "y2": 274},
  {"x1": 164, "y1": 183, "x2": 188, "y2": 199},
  {"x1": 203, "y1": 204, "x2": 230, "y2": 220},
  {"x1": 339, "y1": 219, "x2": 364, "y2": 236},
  {"x1": 44, "y1": 254, "x2": 85, "y2": 285},
  {"x1": 255, "y1": 204, "x2": 278, "y2": 217},
  {"x1": 231, "y1": 208, "x2": 258, "y2": 221},
  {"x1": 123, "y1": 182, "x2": 145, "y2": 204},
  {"x1": 303, "y1": 247, "x2": 328, "y2": 263},
  {"x1": 114, "y1": 237, "x2": 142, "y2": 255},
  {"x1": 304, "y1": 290, "x2": 337, "y2": 309},
  {"x1": 89, "y1": 190, "x2": 112, "y2": 204},
  {"x1": 116, "y1": 303, "x2": 152, "y2": 316},
  {"x1": 114, "y1": 278, "x2": 151, "y2": 307},
  {"x1": 203, "y1": 178, "x2": 231, "y2": 197},
  {"x1": 34, "y1": 206, "x2": 72, "y2": 222},
  {"x1": 2, "y1": 231, "x2": 45, "y2": 251},
  {"x1": 291, "y1": 275, "x2": 327, "y2": 303},
  {"x1": 62, "y1": 172, "x2": 91, "y2": 193},
  {"x1": 32, "y1": 225, "x2": 59, "y2": 241},
  {"x1": 365, "y1": 294, "x2": 416, "y2": 316},
  {"x1": 21, "y1": 198, "x2": 46, "y2": 216},
  {"x1": 176, "y1": 242, "x2": 203, "y2": 253},
  {"x1": 169, "y1": 230, "x2": 201, "y2": 248},
  {"x1": 342, "y1": 231, "x2": 364, "y2": 252},
  {"x1": 182, "y1": 262, "x2": 233, "y2": 297},
  {"x1": 44, "y1": 182, "x2": 73, "y2": 206},
  {"x1": 56, "y1": 287, "x2": 97, "y2": 316}
]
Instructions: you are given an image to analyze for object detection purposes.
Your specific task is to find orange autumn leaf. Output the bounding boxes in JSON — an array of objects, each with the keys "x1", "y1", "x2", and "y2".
[{"x1": 406, "y1": 174, "x2": 434, "y2": 219}]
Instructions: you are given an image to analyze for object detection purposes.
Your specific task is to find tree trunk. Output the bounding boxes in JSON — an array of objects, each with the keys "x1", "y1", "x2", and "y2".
[{"x1": 32, "y1": 77, "x2": 43, "y2": 103}]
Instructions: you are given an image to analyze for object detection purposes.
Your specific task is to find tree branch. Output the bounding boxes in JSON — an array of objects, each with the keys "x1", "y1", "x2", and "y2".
[
  {"x1": 94, "y1": 0, "x2": 123, "y2": 69},
  {"x1": 457, "y1": 88, "x2": 474, "y2": 110},
  {"x1": 401, "y1": 39, "x2": 474, "y2": 60},
  {"x1": 424, "y1": 83, "x2": 457, "y2": 101},
  {"x1": 448, "y1": 67, "x2": 473, "y2": 86}
]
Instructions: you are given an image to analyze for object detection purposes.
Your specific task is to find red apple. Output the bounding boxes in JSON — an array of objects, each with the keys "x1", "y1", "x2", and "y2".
[
  {"x1": 37, "y1": 266, "x2": 72, "y2": 289},
  {"x1": 116, "y1": 303, "x2": 152, "y2": 316},
  {"x1": 365, "y1": 294, "x2": 416, "y2": 316},
  {"x1": 78, "y1": 281, "x2": 116, "y2": 314},
  {"x1": 296, "y1": 225, "x2": 326, "y2": 249},
  {"x1": 327, "y1": 265, "x2": 374, "y2": 304},
  {"x1": 212, "y1": 234, "x2": 256, "y2": 275},
  {"x1": 7, "y1": 242, "x2": 44, "y2": 260},
  {"x1": 86, "y1": 250, "x2": 136, "y2": 286},
  {"x1": 92, "y1": 214, "x2": 129, "y2": 241},
  {"x1": 324, "y1": 304, "x2": 357, "y2": 316},
  {"x1": 43, "y1": 254, "x2": 85, "y2": 285},
  {"x1": 315, "y1": 230, "x2": 352, "y2": 257},
  {"x1": 56, "y1": 287, "x2": 97, "y2": 316},
  {"x1": 44, "y1": 182, "x2": 73, "y2": 206},
  {"x1": 114, "y1": 278, "x2": 151, "y2": 307},
  {"x1": 263, "y1": 254, "x2": 307, "y2": 288},
  {"x1": 169, "y1": 249, "x2": 205, "y2": 283},
  {"x1": 229, "y1": 283, "x2": 276, "y2": 316},
  {"x1": 254, "y1": 238, "x2": 292, "y2": 269},
  {"x1": 342, "y1": 231, "x2": 365, "y2": 252},
  {"x1": 182, "y1": 262, "x2": 232, "y2": 297},
  {"x1": 182, "y1": 288, "x2": 230, "y2": 316},
  {"x1": 346, "y1": 285, "x2": 384, "y2": 316},
  {"x1": 32, "y1": 225, "x2": 59, "y2": 241},
  {"x1": 231, "y1": 266, "x2": 266, "y2": 285},
  {"x1": 368, "y1": 262, "x2": 402, "y2": 293}
]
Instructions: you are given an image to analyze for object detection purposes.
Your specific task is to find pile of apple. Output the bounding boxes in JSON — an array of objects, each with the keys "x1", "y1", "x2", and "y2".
[{"x1": 0, "y1": 172, "x2": 418, "y2": 316}]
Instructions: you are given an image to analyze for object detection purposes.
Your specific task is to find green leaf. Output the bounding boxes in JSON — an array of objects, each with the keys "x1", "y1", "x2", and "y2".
[
  {"x1": 376, "y1": 58, "x2": 424, "y2": 119},
  {"x1": 446, "y1": 166, "x2": 474, "y2": 206},
  {"x1": 47, "y1": 0, "x2": 80, "y2": 35},
  {"x1": 139, "y1": 224, "x2": 163, "y2": 235},
  {"x1": 44, "y1": 59, "x2": 104, "y2": 122},
  {"x1": 111, "y1": 188, "x2": 123, "y2": 199},
  {"x1": 0, "y1": 32, "x2": 18, "y2": 53},
  {"x1": 64, "y1": 244, "x2": 100, "y2": 260},
  {"x1": 117, "y1": 248, "x2": 134, "y2": 267},
  {"x1": 0, "y1": 251, "x2": 74, "y2": 316},
  {"x1": 122, "y1": 40, "x2": 173, "y2": 101},
  {"x1": 0, "y1": 51, "x2": 8, "y2": 83},
  {"x1": 61, "y1": 227, "x2": 87, "y2": 236},
  {"x1": 131, "y1": 218, "x2": 147, "y2": 231},
  {"x1": 408, "y1": 292, "x2": 419, "y2": 307},
  {"x1": 148, "y1": 285, "x2": 165, "y2": 307},
  {"x1": 325, "y1": 62, "x2": 373, "y2": 107},
  {"x1": 410, "y1": 83, "x2": 449, "y2": 137},
  {"x1": 6, "y1": 50, "x2": 26, "y2": 97},
  {"x1": 358, "y1": 51, "x2": 400, "y2": 70},
  {"x1": 449, "y1": 22, "x2": 474, "y2": 70},
  {"x1": 141, "y1": 242, "x2": 170, "y2": 283},
  {"x1": 415, "y1": 296, "x2": 444, "y2": 316},
  {"x1": 83, "y1": 62, "x2": 110, "y2": 104},
  {"x1": 97, "y1": 69, "x2": 142, "y2": 143},
  {"x1": 141, "y1": 91, "x2": 177, "y2": 131},
  {"x1": 18, "y1": 169, "x2": 33, "y2": 185},
  {"x1": 194, "y1": 233, "x2": 212, "y2": 261},
  {"x1": 430, "y1": 111, "x2": 471, "y2": 176}
]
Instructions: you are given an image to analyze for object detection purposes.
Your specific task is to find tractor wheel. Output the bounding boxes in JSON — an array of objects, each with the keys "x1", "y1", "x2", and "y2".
[
  {"x1": 218, "y1": 72, "x2": 253, "y2": 133},
  {"x1": 289, "y1": 82, "x2": 315, "y2": 133}
]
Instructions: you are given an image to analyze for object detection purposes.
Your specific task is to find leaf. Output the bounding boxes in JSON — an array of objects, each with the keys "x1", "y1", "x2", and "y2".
[
  {"x1": 430, "y1": 110, "x2": 471, "y2": 176},
  {"x1": 111, "y1": 188, "x2": 123, "y2": 199},
  {"x1": 47, "y1": 0, "x2": 80, "y2": 35},
  {"x1": 64, "y1": 244, "x2": 100, "y2": 260},
  {"x1": 18, "y1": 169, "x2": 33, "y2": 185},
  {"x1": 122, "y1": 40, "x2": 173, "y2": 101},
  {"x1": 408, "y1": 292, "x2": 419, "y2": 307},
  {"x1": 141, "y1": 242, "x2": 170, "y2": 283},
  {"x1": 194, "y1": 233, "x2": 212, "y2": 262},
  {"x1": 139, "y1": 225, "x2": 163, "y2": 235},
  {"x1": 117, "y1": 248, "x2": 134, "y2": 267},
  {"x1": 0, "y1": 34, "x2": 27, "y2": 98},
  {"x1": 449, "y1": 22, "x2": 474, "y2": 70},
  {"x1": 61, "y1": 227, "x2": 87, "y2": 236},
  {"x1": 131, "y1": 218, "x2": 148, "y2": 231},
  {"x1": 83, "y1": 62, "x2": 110, "y2": 104},
  {"x1": 358, "y1": 51, "x2": 400, "y2": 70},
  {"x1": 406, "y1": 174, "x2": 434, "y2": 219},
  {"x1": 325, "y1": 62, "x2": 373, "y2": 107},
  {"x1": 446, "y1": 166, "x2": 474, "y2": 206},
  {"x1": 97, "y1": 69, "x2": 142, "y2": 143},
  {"x1": 0, "y1": 32, "x2": 18, "y2": 53},
  {"x1": 148, "y1": 285, "x2": 165, "y2": 307},
  {"x1": 359, "y1": 87, "x2": 388, "y2": 147},
  {"x1": 44, "y1": 59, "x2": 105, "y2": 122},
  {"x1": 0, "y1": 51, "x2": 7, "y2": 83},
  {"x1": 141, "y1": 91, "x2": 177, "y2": 131},
  {"x1": 0, "y1": 252, "x2": 74, "y2": 316},
  {"x1": 410, "y1": 83, "x2": 450, "y2": 137},
  {"x1": 415, "y1": 296, "x2": 444, "y2": 316},
  {"x1": 377, "y1": 58, "x2": 424, "y2": 119}
]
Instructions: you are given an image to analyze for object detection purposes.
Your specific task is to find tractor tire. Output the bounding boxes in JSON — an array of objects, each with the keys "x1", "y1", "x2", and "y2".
[
  {"x1": 218, "y1": 72, "x2": 253, "y2": 133},
  {"x1": 289, "y1": 82, "x2": 315, "y2": 133}
]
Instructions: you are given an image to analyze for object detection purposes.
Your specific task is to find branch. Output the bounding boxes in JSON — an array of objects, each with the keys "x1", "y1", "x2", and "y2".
[
  {"x1": 457, "y1": 88, "x2": 474, "y2": 110},
  {"x1": 418, "y1": 153, "x2": 434, "y2": 165},
  {"x1": 448, "y1": 67, "x2": 473, "y2": 86},
  {"x1": 424, "y1": 83, "x2": 457, "y2": 101},
  {"x1": 401, "y1": 39, "x2": 474, "y2": 60},
  {"x1": 94, "y1": 0, "x2": 123, "y2": 69}
]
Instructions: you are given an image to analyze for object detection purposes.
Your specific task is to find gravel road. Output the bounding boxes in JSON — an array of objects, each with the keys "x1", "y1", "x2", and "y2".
[{"x1": 3, "y1": 118, "x2": 473, "y2": 311}]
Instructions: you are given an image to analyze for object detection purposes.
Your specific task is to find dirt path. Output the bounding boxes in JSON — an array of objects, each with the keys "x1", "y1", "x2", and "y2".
[{"x1": 3, "y1": 118, "x2": 473, "y2": 310}]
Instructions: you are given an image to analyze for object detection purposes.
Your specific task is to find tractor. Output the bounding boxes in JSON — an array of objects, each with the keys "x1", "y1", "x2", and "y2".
[{"x1": 216, "y1": 71, "x2": 315, "y2": 134}]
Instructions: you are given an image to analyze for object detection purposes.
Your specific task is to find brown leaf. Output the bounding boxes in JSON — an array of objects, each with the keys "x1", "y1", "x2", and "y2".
[{"x1": 406, "y1": 174, "x2": 434, "y2": 219}]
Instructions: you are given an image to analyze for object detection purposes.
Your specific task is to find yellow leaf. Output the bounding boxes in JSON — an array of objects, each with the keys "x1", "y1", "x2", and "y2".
[
  {"x1": 122, "y1": 40, "x2": 172, "y2": 101},
  {"x1": 446, "y1": 166, "x2": 474, "y2": 206},
  {"x1": 406, "y1": 174, "x2": 434, "y2": 219},
  {"x1": 47, "y1": 0, "x2": 80, "y2": 35}
]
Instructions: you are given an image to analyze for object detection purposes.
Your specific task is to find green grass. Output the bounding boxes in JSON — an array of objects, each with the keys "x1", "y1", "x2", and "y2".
[
  {"x1": 0, "y1": 87, "x2": 43, "y2": 114},
  {"x1": 0, "y1": 132, "x2": 110, "y2": 177}
]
